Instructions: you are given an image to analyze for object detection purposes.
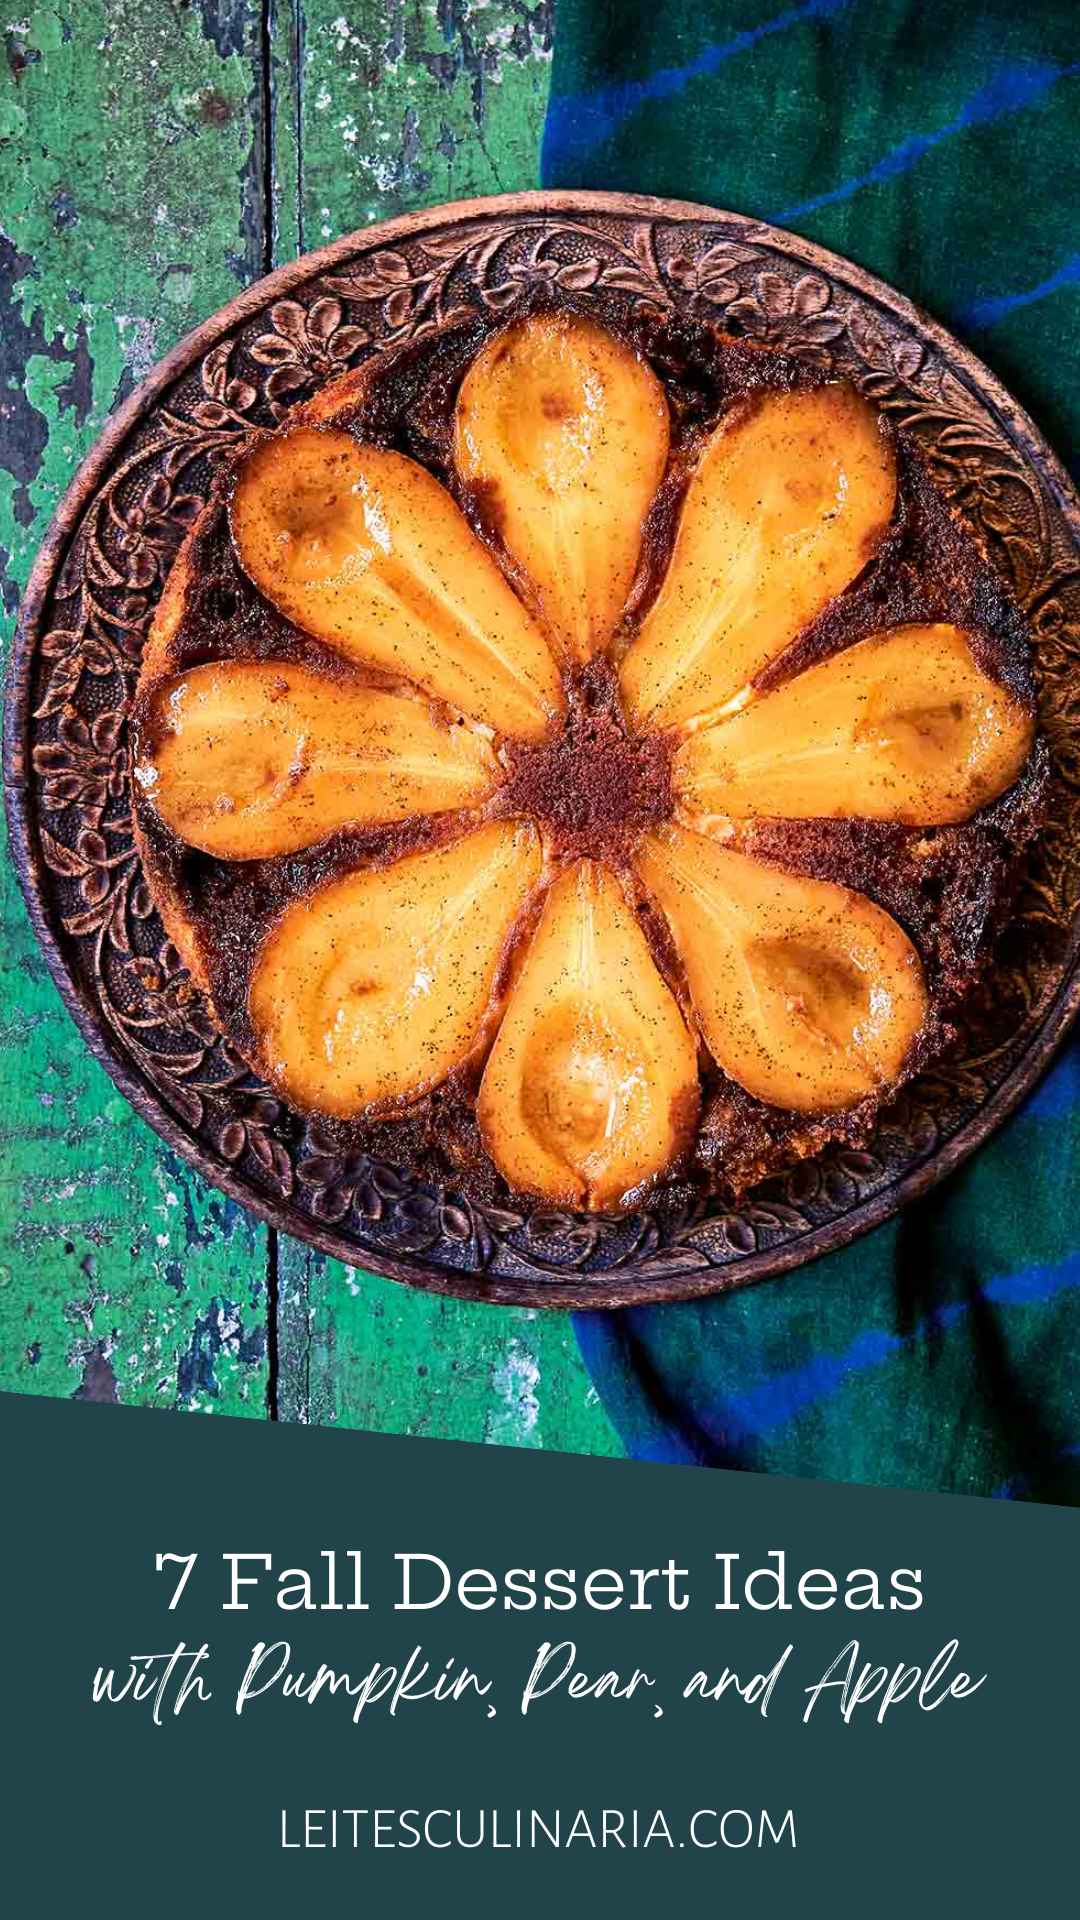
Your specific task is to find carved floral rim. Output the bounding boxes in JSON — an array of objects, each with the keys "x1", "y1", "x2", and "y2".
[{"x1": 5, "y1": 189, "x2": 1080, "y2": 1310}]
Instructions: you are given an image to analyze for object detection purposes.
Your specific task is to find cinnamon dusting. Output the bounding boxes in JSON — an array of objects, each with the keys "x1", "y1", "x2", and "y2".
[{"x1": 501, "y1": 658, "x2": 673, "y2": 861}]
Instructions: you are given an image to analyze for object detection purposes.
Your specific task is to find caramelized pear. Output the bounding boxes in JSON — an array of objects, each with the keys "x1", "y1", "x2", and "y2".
[
  {"x1": 231, "y1": 428, "x2": 563, "y2": 740},
  {"x1": 477, "y1": 861, "x2": 698, "y2": 1208},
  {"x1": 454, "y1": 311, "x2": 669, "y2": 663},
  {"x1": 675, "y1": 625, "x2": 1035, "y2": 825},
  {"x1": 137, "y1": 661, "x2": 499, "y2": 858},
  {"x1": 637, "y1": 825, "x2": 927, "y2": 1111},
  {"x1": 621, "y1": 385, "x2": 896, "y2": 732},
  {"x1": 249, "y1": 821, "x2": 541, "y2": 1116}
]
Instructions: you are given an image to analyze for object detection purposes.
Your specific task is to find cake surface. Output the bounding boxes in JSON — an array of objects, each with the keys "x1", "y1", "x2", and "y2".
[{"x1": 131, "y1": 301, "x2": 1043, "y2": 1212}]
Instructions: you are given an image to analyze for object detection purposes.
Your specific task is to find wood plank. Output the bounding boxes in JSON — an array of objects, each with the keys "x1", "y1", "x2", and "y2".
[
  {"x1": 267, "y1": 0, "x2": 620, "y2": 1454},
  {"x1": 287, "y1": 0, "x2": 555, "y2": 248},
  {"x1": 0, "y1": 0, "x2": 272, "y2": 1413},
  {"x1": 277, "y1": 1244, "x2": 620, "y2": 1453}
]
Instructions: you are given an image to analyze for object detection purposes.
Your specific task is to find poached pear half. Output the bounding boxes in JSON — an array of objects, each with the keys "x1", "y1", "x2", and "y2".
[
  {"x1": 675, "y1": 625, "x2": 1034, "y2": 825},
  {"x1": 478, "y1": 860, "x2": 699, "y2": 1208},
  {"x1": 231, "y1": 428, "x2": 563, "y2": 741},
  {"x1": 621, "y1": 384, "x2": 896, "y2": 732},
  {"x1": 637, "y1": 825, "x2": 928, "y2": 1112},
  {"x1": 454, "y1": 311, "x2": 669, "y2": 665},
  {"x1": 249, "y1": 821, "x2": 541, "y2": 1117},
  {"x1": 137, "y1": 660, "x2": 499, "y2": 859}
]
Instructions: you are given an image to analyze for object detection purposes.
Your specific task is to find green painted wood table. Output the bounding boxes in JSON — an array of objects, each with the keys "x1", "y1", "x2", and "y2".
[{"x1": 0, "y1": 0, "x2": 619, "y2": 1453}]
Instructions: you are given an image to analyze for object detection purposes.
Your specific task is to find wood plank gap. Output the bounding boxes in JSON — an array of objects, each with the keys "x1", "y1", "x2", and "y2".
[
  {"x1": 259, "y1": 0, "x2": 275, "y2": 276},
  {"x1": 293, "y1": 0, "x2": 305, "y2": 254},
  {"x1": 265, "y1": 1228, "x2": 281, "y2": 1419},
  {"x1": 260, "y1": 0, "x2": 287, "y2": 1419}
]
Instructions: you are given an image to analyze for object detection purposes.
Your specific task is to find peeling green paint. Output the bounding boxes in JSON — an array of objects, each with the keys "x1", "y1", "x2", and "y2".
[
  {"x1": 1, "y1": 0, "x2": 271, "y2": 1416},
  {"x1": 289, "y1": 0, "x2": 554, "y2": 243}
]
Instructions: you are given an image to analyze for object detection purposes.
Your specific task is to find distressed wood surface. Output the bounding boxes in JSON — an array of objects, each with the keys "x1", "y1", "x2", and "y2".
[{"x1": 0, "y1": 0, "x2": 619, "y2": 1455}]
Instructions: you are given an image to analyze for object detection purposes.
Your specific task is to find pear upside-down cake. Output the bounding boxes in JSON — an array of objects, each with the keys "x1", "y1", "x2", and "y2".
[{"x1": 131, "y1": 301, "x2": 1045, "y2": 1213}]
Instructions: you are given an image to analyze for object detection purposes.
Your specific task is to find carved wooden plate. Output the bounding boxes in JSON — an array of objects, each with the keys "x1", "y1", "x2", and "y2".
[{"x1": 6, "y1": 191, "x2": 1080, "y2": 1308}]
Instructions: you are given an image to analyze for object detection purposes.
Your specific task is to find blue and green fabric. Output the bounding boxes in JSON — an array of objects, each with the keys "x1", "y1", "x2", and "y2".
[{"x1": 545, "y1": 0, "x2": 1080, "y2": 1500}]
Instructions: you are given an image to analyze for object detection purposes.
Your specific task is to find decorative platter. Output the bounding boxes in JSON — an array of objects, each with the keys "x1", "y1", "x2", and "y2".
[{"x1": 6, "y1": 190, "x2": 1080, "y2": 1309}]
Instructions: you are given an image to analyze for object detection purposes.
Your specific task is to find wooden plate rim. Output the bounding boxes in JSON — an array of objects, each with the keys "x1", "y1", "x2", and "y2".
[{"x1": 6, "y1": 188, "x2": 1080, "y2": 1309}]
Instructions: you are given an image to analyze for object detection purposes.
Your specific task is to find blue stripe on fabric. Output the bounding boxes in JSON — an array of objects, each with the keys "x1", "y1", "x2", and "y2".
[
  {"x1": 958, "y1": 252, "x2": 1080, "y2": 331},
  {"x1": 986, "y1": 1254, "x2": 1080, "y2": 1311},
  {"x1": 1018, "y1": 1044, "x2": 1080, "y2": 1125},
  {"x1": 702, "y1": 1253, "x2": 1080, "y2": 1443},
  {"x1": 770, "y1": 58, "x2": 1080, "y2": 224},
  {"x1": 621, "y1": 1432, "x2": 704, "y2": 1467},
  {"x1": 574, "y1": 1249, "x2": 1080, "y2": 1457},
  {"x1": 541, "y1": 0, "x2": 848, "y2": 176}
]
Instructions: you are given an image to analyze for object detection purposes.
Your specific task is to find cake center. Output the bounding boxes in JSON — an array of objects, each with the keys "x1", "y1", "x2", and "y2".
[{"x1": 502, "y1": 658, "x2": 674, "y2": 859}]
